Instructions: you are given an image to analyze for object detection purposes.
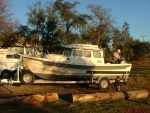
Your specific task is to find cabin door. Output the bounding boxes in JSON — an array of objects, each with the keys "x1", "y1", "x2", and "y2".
[{"x1": 63, "y1": 48, "x2": 72, "y2": 64}]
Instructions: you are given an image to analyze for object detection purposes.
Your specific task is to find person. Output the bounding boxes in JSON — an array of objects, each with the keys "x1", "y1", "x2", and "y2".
[
  {"x1": 114, "y1": 76, "x2": 121, "y2": 91},
  {"x1": 112, "y1": 49, "x2": 122, "y2": 64}
]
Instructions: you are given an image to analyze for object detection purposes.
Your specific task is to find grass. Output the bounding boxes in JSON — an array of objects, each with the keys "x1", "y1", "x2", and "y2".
[
  {"x1": 1, "y1": 99, "x2": 150, "y2": 113},
  {"x1": 0, "y1": 58, "x2": 150, "y2": 113}
]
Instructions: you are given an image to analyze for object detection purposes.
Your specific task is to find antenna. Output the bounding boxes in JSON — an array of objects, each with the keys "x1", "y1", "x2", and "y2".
[{"x1": 141, "y1": 35, "x2": 146, "y2": 42}]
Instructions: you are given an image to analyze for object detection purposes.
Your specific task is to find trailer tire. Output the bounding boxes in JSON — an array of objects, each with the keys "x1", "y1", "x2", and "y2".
[
  {"x1": 1, "y1": 70, "x2": 11, "y2": 79},
  {"x1": 98, "y1": 77, "x2": 110, "y2": 90},
  {"x1": 20, "y1": 72, "x2": 35, "y2": 84}
]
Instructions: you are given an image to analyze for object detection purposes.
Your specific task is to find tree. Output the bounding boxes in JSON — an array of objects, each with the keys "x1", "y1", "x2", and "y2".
[
  {"x1": 87, "y1": 4, "x2": 114, "y2": 48},
  {"x1": 121, "y1": 22, "x2": 133, "y2": 60},
  {"x1": 112, "y1": 28, "x2": 123, "y2": 50},
  {"x1": 0, "y1": 0, "x2": 18, "y2": 47},
  {"x1": 122, "y1": 22, "x2": 131, "y2": 39},
  {"x1": 111, "y1": 22, "x2": 134, "y2": 60},
  {"x1": 131, "y1": 40, "x2": 148, "y2": 61},
  {"x1": 123, "y1": 38, "x2": 134, "y2": 60},
  {"x1": 53, "y1": 0, "x2": 91, "y2": 44},
  {"x1": 27, "y1": 1, "x2": 59, "y2": 52},
  {"x1": 17, "y1": 25, "x2": 32, "y2": 47},
  {"x1": 21, "y1": 0, "x2": 91, "y2": 52}
]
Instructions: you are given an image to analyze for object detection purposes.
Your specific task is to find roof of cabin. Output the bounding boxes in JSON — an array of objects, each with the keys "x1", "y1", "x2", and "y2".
[{"x1": 61, "y1": 44, "x2": 103, "y2": 51}]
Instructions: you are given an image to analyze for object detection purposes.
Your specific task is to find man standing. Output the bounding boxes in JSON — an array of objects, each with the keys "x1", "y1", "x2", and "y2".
[{"x1": 114, "y1": 76, "x2": 121, "y2": 91}]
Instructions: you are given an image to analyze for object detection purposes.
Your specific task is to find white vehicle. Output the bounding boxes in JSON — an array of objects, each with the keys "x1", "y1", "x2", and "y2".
[
  {"x1": 20, "y1": 44, "x2": 132, "y2": 90},
  {"x1": 0, "y1": 49, "x2": 22, "y2": 80}
]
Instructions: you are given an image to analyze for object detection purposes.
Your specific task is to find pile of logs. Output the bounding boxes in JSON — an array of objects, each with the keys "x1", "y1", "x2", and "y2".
[{"x1": 0, "y1": 90, "x2": 148, "y2": 104}]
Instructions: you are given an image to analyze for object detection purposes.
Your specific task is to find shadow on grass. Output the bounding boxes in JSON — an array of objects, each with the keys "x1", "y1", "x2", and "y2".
[
  {"x1": 0, "y1": 103, "x2": 49, "y2": 113},
  {"x1": 58, "y1": 94, "x2": 73, "y2": 103}
]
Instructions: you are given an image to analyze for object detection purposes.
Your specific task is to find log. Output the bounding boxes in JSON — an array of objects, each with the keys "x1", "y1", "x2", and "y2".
[
  {"x1": 72, "y1": 90, "x2": 148, "y2": 102},
  {"x1": 0, "y1": 93, "x2": 58, "y2": 105}
]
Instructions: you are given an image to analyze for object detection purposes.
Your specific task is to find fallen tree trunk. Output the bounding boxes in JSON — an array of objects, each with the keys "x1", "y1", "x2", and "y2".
[
  {"x1": 0, "y1": 93, "x2": 58, "y2": 105},
  {"x1": 72, "y1": 90, "x2": 148, "y2": 102}
]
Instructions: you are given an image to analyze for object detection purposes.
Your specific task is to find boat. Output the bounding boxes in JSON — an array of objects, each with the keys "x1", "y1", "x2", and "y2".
[{"x1": 21, "y1": 44, "x2": 132, "y2": 89}]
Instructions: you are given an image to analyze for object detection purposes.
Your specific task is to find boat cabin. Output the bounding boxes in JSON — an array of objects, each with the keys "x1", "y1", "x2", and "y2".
[{"x1": 46, "y1": 44, "x2": 105, "y2": 65}]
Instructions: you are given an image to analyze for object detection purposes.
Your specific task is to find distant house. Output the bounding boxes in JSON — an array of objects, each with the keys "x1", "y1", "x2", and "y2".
[
  {"x1": 0, "y1": 38, "x2": 28, "y2": 53},
  {"x1": 4, "y1": 37, "x2": 29, "y2": 53},
  {"x1": 0, "y1": 37, "x2": 43, "y2": 56}
]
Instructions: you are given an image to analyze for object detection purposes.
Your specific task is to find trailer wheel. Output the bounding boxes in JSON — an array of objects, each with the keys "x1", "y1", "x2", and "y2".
[
  {"x1": 20, "y1": 72, "x2": 35, "y2": 84},
  {"x1": 1, "y1": 70, "x2": 11, "y2": 79},
  {"x1": 98, "y1": 77, "x2": 110, "y2": 90}
]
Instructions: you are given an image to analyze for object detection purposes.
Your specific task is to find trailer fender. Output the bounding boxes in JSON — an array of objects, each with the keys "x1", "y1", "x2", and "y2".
[{"x1": 0, "y1": 70, "x2": 11, "y2": 79}]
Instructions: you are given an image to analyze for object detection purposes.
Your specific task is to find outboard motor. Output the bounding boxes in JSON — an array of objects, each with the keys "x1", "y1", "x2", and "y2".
[
  {"x1": 120, "y1": 58, "x2": 126, "y2": 64},
  {"x1": 111, "y1": 58, "x2": 126, "y2": 64}
]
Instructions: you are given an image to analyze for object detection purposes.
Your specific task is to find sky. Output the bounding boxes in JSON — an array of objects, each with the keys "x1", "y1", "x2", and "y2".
[{"x1": 11, "y1": 0, "x2": 150, "y2": 42}]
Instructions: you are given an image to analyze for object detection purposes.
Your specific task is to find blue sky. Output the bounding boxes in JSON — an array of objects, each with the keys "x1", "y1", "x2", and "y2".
[{"x1": 11, "y1": 0, "x2": 150, "y2": 42}]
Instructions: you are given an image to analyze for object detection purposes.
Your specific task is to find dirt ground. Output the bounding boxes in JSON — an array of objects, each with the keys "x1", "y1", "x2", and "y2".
[
  {"x1": 0, "y1": 75, "x2": 150, "y2": 99},
  {"x1": 0, "y1": 76, "x2": 150, "y2": 113},
  {"x1": 0, "y1": 82, "x2": 111, "y2": 99}
]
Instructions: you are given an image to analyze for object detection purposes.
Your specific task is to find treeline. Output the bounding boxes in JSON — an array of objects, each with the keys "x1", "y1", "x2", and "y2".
[{"x1": 0, "y1": 0, "x2": 150, "y2": 61}]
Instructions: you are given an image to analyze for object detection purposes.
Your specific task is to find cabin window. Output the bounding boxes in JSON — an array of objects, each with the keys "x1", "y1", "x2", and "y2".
[
  {"x1": 73, "y1": 50, "x2": 82, "y2": 57},
  {"x1": 82, "y1": 50, "x2": 91, "y2": 57},
  {"x1": 64, "y1": 48, "x2": 72, "y2": 56},
  {"x1": 6, "y1": 55, "x2": 14, "y2": 59},
  {"x1": 14, "y1": 54, "x2": 20, "y2": 59},
  {"x1": 56, "y1": 47, "x2": 64, "y2": 55},
  {"x1": 93, "y1": 51, "x2": 101, "y2": 58},
  {"x1": 6, "y1": 54, "x2": 20, "y2": 59}
]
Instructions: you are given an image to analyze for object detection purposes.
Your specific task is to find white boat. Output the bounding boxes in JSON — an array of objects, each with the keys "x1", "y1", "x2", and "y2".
[{"x1": 21, "y1": 44, "x2": 132, "y2": 89}]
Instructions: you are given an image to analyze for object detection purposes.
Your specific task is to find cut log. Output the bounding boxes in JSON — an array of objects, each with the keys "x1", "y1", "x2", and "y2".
[
  {"x1": 0, "y1": 93, "x2": 58, "y2": 104},
  {"x1": 72, "y1": 90, "x2": 148, "y2": 102}
]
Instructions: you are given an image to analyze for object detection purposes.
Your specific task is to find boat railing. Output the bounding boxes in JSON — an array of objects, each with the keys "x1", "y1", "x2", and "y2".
[{"x1": 26, "y1": 48, "x2": 49, "y2": 58}]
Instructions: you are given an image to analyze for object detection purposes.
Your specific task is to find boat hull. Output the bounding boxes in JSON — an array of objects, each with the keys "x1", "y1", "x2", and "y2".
[{"x1": 22, "y1": 56, "x2": 132, "y2": 81}]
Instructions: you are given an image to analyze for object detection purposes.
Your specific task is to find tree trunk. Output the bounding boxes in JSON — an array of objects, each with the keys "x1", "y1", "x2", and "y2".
[
  {"x1": 72, "y1": 90, "x2": 148, "y2": 102},
  {"x1": 0, "y1": 93, "x2": 58, "y2": 105}
]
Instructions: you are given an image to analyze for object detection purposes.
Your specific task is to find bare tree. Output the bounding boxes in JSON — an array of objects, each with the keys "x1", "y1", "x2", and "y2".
[
  {"x1": 0, "y1": 0, "x2": 18, "y2": 47},
  {"x1": 87, "y1": 4, "x2": 114, "y2": 47}
]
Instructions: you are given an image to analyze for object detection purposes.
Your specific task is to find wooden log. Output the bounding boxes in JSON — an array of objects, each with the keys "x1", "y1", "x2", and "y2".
[
  {"x1": 72, "y1": 90, "x2": 148, "y2": 102},
  {"x1": 0, "y1": 93, "x2": 58, "y2": 104},
  {"x1": 126, "y1": 90, "x2": 149, "y2": 100}
]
